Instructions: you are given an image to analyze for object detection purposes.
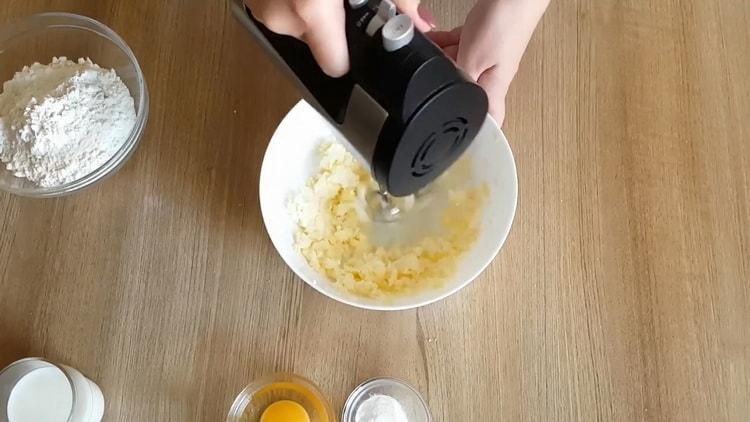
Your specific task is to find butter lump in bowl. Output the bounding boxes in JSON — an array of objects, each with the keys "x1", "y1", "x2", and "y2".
[{"x1": 289, "y1": 142, "x2": 488, "y2": 300}]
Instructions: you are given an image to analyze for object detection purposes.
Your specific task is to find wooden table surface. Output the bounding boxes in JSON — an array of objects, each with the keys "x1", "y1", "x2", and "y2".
[{"x1": 1, "y1": 0, "x2": 749, "y2": 420}]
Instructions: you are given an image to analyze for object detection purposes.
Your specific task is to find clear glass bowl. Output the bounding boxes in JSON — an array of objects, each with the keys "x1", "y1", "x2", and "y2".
[
  {"x1": 0, "y1": 12, "x2": 149, "y2": 197},
  {"x1": 227, "y1": 373, "x2": 335, "y2": 422},
  {"x1": 342, "y1": 377, "x2": 431, "y2": 422}
]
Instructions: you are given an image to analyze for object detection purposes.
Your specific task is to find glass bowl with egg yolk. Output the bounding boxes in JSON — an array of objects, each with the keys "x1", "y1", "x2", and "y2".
[{"x1": 226, "y1": 373, "x2": 334, "y2": 422}]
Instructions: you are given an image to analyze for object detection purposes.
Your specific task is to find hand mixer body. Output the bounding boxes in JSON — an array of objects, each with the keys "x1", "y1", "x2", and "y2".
[{"x1": 232, "y1": 0, "x2": 488, "y2": 197}]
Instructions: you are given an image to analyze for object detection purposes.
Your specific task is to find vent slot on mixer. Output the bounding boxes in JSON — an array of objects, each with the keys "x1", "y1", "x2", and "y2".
[{"x1": 410, "y1": 117, "x2": 469, "y2": 178}]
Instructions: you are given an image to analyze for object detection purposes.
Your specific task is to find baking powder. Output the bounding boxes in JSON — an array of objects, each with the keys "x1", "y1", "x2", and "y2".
[
  {"x1": 355, "y1": 394, "x2": 409, "y2": 422},
  {"x1": 0, "y1": 57, "x2": 136, "y2": 187}
]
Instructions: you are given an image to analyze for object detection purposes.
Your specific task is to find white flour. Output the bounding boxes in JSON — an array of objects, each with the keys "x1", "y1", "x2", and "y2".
[
  {"x1": 0, "y1": 57, "x2": 136, "y2": 187},
  {"x1": 355, "y1": 394, "x2": 409, "y2": 422}
]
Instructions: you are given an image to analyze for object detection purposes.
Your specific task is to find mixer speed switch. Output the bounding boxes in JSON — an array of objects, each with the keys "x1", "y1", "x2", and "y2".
[{"x1": 382, "y1": 14, "x2": 415, "y2": 52}]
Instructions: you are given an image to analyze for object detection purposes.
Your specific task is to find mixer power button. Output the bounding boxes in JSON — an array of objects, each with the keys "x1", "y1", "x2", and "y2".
[
  {"x1": 382, "y1": 14, "x2": 415, "y2": 52},
  {"x1": 348, "y1": 0, "x2": 368, "y2": 8}
]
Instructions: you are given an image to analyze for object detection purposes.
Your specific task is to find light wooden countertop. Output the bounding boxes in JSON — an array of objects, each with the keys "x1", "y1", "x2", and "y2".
[{"x1": 1, "y1": 0, "x2": 748, "y2": 420}]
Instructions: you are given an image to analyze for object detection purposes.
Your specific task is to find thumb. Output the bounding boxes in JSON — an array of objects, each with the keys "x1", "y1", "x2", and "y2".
[
  {"x1": 393, "y1": 0, "x2": 436, "y2": 32},
  {"x1": 477, "y1": 67, "x2": 510, "y2": 125},
  {"x1": 301, "y1": 3, "x2": 349, "y2": 77}
]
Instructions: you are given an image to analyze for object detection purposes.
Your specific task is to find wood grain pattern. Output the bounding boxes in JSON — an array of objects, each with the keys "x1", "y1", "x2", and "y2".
[{"x1": 1, "y1": 0, "x2": 748, "y2": 420}]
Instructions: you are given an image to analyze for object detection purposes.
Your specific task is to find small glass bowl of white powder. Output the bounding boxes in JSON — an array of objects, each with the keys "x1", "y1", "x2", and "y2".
[
  {"x1": 0, "y1": 13, "x2": 148, "y2": 197},
  {"x1": 343, "y1": 377, "x2": 431, "y2": 422}
]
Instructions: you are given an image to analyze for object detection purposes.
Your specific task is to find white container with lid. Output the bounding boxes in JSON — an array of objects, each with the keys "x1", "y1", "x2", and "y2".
[{"x1": 0, "y1": 358, "x2": 104, "y2": 422}]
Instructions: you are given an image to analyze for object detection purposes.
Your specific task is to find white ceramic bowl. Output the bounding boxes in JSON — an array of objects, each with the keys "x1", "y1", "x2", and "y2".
[{"x1": 259, "y1": 100, "x2": 517, "y2": 310}]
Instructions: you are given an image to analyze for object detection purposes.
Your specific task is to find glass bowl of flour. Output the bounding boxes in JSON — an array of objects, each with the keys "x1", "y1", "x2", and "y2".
[{"x1": 0, "y1": 13, "x2": 148, "y2": 197}]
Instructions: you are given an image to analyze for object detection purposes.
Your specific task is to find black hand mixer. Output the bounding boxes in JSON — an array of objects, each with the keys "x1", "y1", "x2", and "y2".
[{"x1": 232, "y1": 0, "x2": 488, "y2": 197}]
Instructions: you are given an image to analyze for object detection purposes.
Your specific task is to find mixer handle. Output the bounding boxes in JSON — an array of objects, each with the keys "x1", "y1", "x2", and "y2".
[{"x1": 234, "y1": 1, "x2": 387, "y2": 124}]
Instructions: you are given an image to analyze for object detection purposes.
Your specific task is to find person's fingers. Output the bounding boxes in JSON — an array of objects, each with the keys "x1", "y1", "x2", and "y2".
[
  {"x1": 477, "y1": 66, "x2": 512, "y2": 124},
  {"x1": 456, "y1": 43, "x2": 487, "y2": 82},
  {"x1": 490, "y1": 98, "x2": 506, "y2": 126},
  {"x1": 426, "y1": 26, "x2": 462, "y2": 47},
  {"x1": 248, "y1": 0, "x2": 304, "y2": 37},
  {"x1": 299, "y1": 2, "x2": 349, "y2": 77},
  {"x1": 456, "y1": 3, "x2": 503, "y2": 81},
  {"x1": 416, "y1": 3, "x2": 438, "y2": 30},
  {"x1": 443, "y1": 45, "x2": 459, "y2": 61},
  {"x1": 393, "y1": 0, "x2": 435, "y2": 32}
]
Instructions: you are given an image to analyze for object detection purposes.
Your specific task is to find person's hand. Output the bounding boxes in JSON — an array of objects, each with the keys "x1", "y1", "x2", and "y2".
[
  {"x1": 429, "y1": 0, "x2": 550, "y2": 124},
  {"x1": 245, "y1": 0, "x2": 435, "y2": 77}
]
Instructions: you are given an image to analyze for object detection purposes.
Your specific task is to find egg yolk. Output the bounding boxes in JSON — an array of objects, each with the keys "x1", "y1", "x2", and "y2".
[{"x1": 260, "y1": 400, "x2": 310, "y2": 422}]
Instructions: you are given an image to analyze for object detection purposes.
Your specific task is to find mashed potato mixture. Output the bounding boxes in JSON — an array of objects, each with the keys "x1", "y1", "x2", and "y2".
[{"x1": 289, "y1": 141, "x2": 488, "y2": 299}]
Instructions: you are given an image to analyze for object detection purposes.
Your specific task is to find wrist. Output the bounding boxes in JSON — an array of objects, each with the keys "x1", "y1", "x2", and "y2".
[{"x1": 479, "y1": 0, "x2": 551, "y2": 14}]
